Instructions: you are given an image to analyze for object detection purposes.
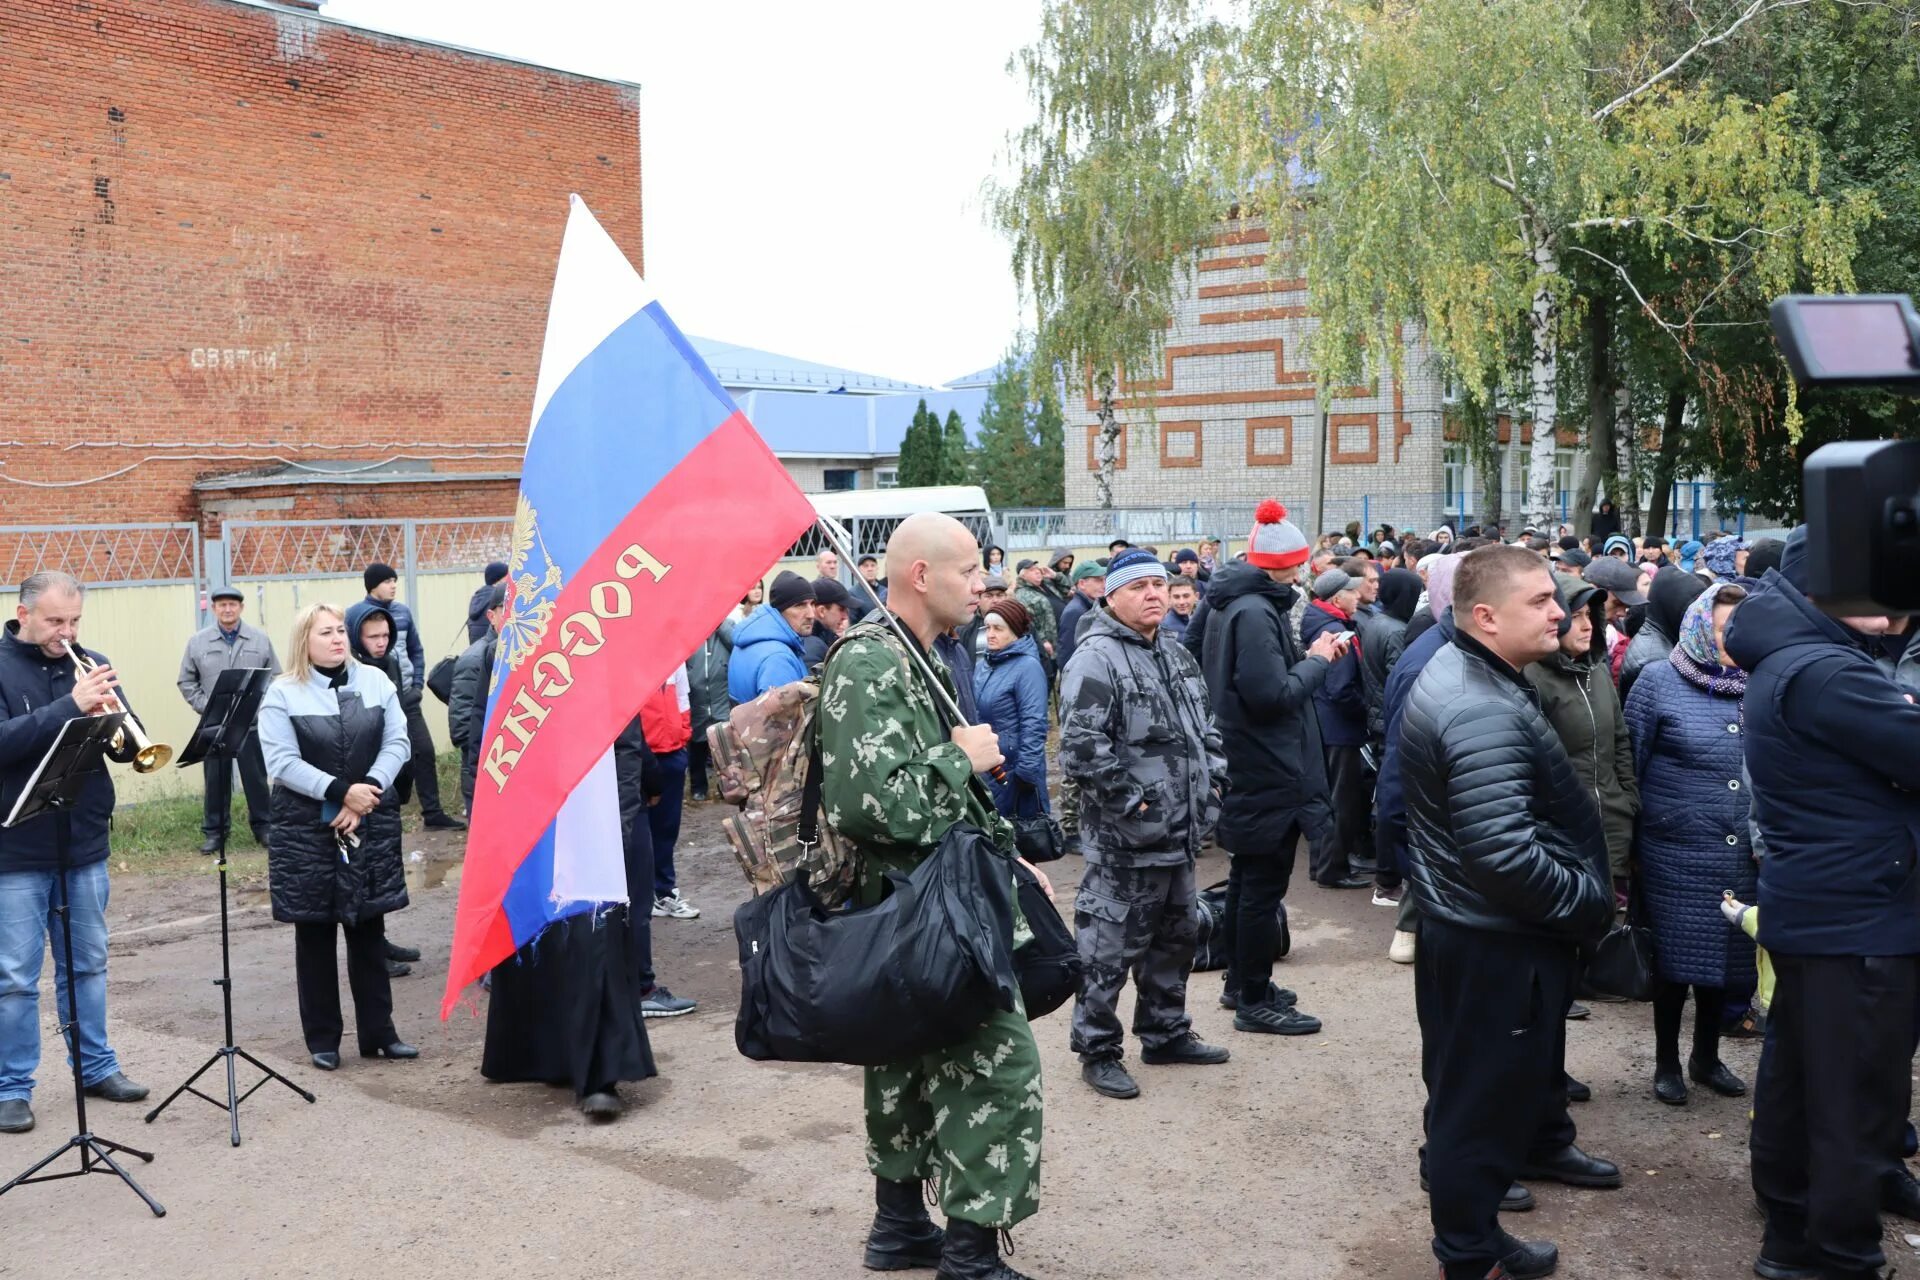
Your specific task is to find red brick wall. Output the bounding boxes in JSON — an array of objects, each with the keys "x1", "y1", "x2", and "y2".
[{"x1": 0, "y1": 0, "x2": 640, "y2": 525}]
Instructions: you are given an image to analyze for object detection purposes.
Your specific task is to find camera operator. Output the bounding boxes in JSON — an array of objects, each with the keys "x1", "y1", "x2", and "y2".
[{"x1": 1724, "y1": 525, "x2": 1920, "y2": 1280}]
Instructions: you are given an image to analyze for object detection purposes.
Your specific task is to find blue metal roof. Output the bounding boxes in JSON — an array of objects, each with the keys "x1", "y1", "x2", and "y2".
[
  {"x1": 945, "y1": 362, "x2": 1005, "y2": 389},
  {"x1": 736, "y1": 387, "x2": 990, "y2": 458},
  {"x1": 689, "y1": 336, "x2": 934, "y2": 395}
]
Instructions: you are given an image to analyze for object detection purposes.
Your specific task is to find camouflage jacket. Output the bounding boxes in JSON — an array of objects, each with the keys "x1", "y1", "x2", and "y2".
[
  {"x1": 1012, "y1": 582, "x2": 1058, "y2": 652},
  {"x1": 1059, "y1": 606, "x2": 1228, "y2": 867},
  {"x1": 818, "y1": 618, "x2": 1014, "y2": 902}
]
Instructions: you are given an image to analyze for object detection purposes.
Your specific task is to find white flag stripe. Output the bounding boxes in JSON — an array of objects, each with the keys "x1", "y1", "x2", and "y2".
[
  {"x1": 526, "y1": 195, "x2": 658, "y2": 439},
  {"x1": 549, "y1": 744, "x2": 629, "y2": 908}
]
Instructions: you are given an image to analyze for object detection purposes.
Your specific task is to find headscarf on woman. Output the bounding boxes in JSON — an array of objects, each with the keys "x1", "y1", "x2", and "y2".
[
  {"x1": 1669, "y1": 582, "x2": 1748, "y2": 698},
  {"x1": 1700, "y1": 537, "x2": 1747, "y2": 583}
]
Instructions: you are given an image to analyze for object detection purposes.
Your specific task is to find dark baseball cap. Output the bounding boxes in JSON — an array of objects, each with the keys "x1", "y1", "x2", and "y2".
[
  {"x1": 811, "y1": 577, "x2": 851, "y2": 608},
  {"x1": 1582, "y1": 557, "x2": 1647, "y2": 606}
]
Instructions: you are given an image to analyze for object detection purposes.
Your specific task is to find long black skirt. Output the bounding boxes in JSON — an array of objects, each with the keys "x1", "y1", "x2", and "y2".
[{"x1": 481, "y1": 905, "x2": 655, "y2": 1099}]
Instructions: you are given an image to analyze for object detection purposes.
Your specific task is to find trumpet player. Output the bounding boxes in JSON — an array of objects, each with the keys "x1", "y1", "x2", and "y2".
[
  {"x1": 177, "y1": 583, "x2": 278, "y2": 854},
  {"x1": 0, "y1": 570, "x2": 149, "y2": 1137}
]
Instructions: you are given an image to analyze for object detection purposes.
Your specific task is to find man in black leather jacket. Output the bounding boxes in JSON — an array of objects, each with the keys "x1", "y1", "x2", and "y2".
[{"x1": 1401, "y1": 546, "x2": 1620, "y2": 1280}]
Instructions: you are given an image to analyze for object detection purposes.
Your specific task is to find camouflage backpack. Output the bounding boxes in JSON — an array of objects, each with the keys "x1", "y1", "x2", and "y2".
[{"x1": 708, "y1": 669, "x2": 855, "y2": 908}]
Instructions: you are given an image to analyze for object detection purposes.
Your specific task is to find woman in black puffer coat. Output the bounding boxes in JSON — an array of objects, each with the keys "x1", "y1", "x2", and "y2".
[
  {"x1": 257, "y1": 603, "x2": 414, "y2": 1071},
  {"x1": 1624, "y1": 583, "x2": 1756, "y2": 1107}
]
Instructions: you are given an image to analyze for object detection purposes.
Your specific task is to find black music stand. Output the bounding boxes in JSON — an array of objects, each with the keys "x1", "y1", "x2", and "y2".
[
  {"x1": 144, "y1": 666, "x2": 313, "y2": 1144},
  {"x1": 0, "y1": 711, "x2": 164, "y2": 1216}
]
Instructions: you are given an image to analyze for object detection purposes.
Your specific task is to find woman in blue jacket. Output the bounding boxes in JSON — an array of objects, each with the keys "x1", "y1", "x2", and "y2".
[
  {"x1": 1624, "y1": 583, "x2": 1756, "y2": 1106},
  {"x1": 972, "y1": 597, "x2": 1049, "y2": 820}
]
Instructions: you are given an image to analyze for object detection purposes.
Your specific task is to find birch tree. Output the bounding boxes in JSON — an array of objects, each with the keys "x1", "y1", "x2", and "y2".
[
  {"x1": 1208, "y1": 0, "x2": 1871, "y2": 529},
  {"x1": 992, "y1": 0, "x2": 1218, "y2": 508}
]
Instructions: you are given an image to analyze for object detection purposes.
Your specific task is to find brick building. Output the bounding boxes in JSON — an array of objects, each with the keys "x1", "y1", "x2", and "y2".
[
  {"x1": 1063, "y1": 224, "x2": 1584, "y2": 537},
  {"x1": 1, "y1": 0, "x2": 643, "y2": 534}
]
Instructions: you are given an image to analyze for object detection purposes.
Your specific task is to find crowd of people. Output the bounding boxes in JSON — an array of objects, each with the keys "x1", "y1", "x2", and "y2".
[
  {"x1": 2, "y1": 497, "x2": 1916, "y2": 1280},
  {"x1": 697, "y1": 507, "x2": 1919, "y2": 1280}
]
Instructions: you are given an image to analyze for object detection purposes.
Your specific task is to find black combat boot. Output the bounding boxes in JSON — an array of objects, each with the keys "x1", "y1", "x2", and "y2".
[
  {"x1": 864, "y1": 1178, "x2": 944, "y2": 1271},
  {"x1": 936, "y1": 1219, "x2": 1035, "y2": 1280}
]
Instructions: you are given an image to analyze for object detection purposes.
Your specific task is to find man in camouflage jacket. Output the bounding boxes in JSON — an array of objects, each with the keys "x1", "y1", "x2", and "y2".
[
  {"x1": 1058, "y1": 549, "x2": 1231, "y2": 1102},
  {"x1": 818, "y1": 513, "x2": 1050, "y2": 1280},
  {"x1": 1012, "y1": 559, "x2": 1059, "y2": 671}
]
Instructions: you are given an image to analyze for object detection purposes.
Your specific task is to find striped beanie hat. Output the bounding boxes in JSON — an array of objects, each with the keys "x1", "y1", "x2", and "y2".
[
  {"x1": 1246, "y1": 500, "x2": 1311, "y2": 570},
  {"x1": 1104, "y1": 548, "x2": 1168, "y2": 594}
]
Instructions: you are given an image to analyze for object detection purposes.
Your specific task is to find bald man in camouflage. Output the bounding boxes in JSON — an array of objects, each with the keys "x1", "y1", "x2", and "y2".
[{"x1": 819, "y1": 512, "x2": 1055, "y2": 1280}]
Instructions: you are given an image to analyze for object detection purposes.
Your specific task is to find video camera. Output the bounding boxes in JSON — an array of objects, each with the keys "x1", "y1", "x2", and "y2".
[{"x1": 1770, "y1": 294, "x2": 1920, "y2": 614}]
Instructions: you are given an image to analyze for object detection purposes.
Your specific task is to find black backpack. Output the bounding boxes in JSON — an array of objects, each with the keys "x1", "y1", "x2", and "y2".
[{"x1": 1192, "y1": 879, "x2": 1289, "y2": 971}]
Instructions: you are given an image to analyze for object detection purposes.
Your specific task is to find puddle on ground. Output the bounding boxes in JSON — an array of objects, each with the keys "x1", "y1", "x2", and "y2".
[{"x1": 405, "y1": 848, "x2": 465, "y2": 894}]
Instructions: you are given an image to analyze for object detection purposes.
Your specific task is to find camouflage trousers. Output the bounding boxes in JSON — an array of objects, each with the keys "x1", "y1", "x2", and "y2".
[
  {"x1": 1069, "y1": 859, "x2": 1198, "y2": 1061},
  {"x1": 1057, "y1": 773, "x2": 1080, "y2": 842},
  {"x1": 865, "y1": 1003, "x2": 1044, "y2": 1228}
]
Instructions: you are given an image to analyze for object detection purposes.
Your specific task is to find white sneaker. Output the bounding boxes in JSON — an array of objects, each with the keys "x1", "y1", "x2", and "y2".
[
  {"x1": 1388, "y1": 930, "x2": 1417, "y2": 964},
  {"x1": 654, "y1": 892, "x2": 700, "y2": 920}
]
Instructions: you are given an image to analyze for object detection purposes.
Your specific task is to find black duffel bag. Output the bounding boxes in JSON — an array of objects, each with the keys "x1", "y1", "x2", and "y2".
[
  {"x1": 733, "y1": 823, "x2": 1021, "y2": 1066},
  {"x1": 1192, "y1": 879, "x2": 1289, "y2": 971},
  {"x1": 1012, "y1": 861, "x2": 1080, "y2": 1020}
]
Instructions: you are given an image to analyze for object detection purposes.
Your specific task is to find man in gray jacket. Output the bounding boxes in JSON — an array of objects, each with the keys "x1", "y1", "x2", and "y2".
[
  {"x1": 1059, "y1": 549, "x2": 1231, "y2": 1100},
  {"x1": 177, "y1": 584, "x2": 279, "y2": 852},
  {"x1": 446, "y1": 586, "x2": 505, "y2": 815}
]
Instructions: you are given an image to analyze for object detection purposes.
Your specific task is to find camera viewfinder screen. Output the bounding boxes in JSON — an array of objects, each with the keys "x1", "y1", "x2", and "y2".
[{"x1": 1797, "y1": 300, "x2": 1918, "y2": 376}]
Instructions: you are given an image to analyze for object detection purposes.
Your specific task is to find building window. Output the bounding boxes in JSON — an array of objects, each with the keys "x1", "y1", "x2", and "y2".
[
  {"x1": 874, "y1": 467, "x2": 899, "y2": 490},
  {"x1": 1443, "y1": 444, "x2": 1468, "y2": 517},
  {"x1": 1245, "y1": 416, "x2": 1293, "y2": 466},
  {"x1": 822, "y1": 468, "x2": 858, "y2": 492},
  {"x1": 1160, "y1": 421, "x2": 1202, "y2": 468},
  {"x1": 1510, "y1": 447, "x2": 1578, "y2": 520}
]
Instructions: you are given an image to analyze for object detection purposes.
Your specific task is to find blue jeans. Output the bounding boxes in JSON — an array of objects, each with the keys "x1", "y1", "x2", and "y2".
[
  {"x1": 0, "y1": 861, "x2": 121, "y2": 1101},
  {"x1": 646, "y1": 749, "x2": 688, "y2": 898}
]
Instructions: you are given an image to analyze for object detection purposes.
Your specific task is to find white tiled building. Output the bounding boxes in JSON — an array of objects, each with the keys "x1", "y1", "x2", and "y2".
[{"x1": 1062, "y1": 225, "x2": 1580, "y2": 537}]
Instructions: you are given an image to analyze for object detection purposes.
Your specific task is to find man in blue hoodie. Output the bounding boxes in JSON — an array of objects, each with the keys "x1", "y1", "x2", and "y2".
[
  {"x1": 727, "y1": 571, "x2": 813, "y2": 705},
  {"x1": 1725, "y1": 526, "x2": 1920, "y2": 1280}
]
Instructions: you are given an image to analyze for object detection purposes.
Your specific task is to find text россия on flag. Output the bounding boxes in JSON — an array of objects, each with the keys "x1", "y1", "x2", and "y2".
[{"x1": 442, "y1": 196, "x2": 817, "y2": 1016}]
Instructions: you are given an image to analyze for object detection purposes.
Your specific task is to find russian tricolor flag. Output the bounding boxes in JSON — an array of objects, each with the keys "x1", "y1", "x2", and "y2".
[{"x1": 442, "y1": 197, "x2": 817, "y2": 1016}]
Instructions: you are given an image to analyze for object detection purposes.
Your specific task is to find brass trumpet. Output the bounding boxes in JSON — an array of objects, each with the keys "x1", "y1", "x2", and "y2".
[{"x1": 62, "y1": 639, "x2": 174, "y2": 772}]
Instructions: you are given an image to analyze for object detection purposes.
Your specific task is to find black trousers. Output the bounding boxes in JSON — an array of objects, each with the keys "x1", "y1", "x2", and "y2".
[
  {"x1": 394, "y1": 686, "x2": 447, "y2": 820},
  {"x1": 1221, "y1": 826, "x2": 1298, "y2": 1005},
  {"x1": 686, "y1": 739, "x2": 712, "y2": 798},
  {"x1": 1417, "y1": 917, "x2": 1576, "y2": 1276},
  {"x1": 1752, "y1": 953, "x2": 1918, "y2": 1279},
  {"x1": 201, "y1": 729, "x2": 271, "y2": 843},
  {"x1": 1312, "y1": 745, "x2": 1370, "y2": 883},
  {"x1": 616, "y1": 759, "x2": 656, "y2": 994},
  {"x1": 293, "y1": 917, "x2": 396, "y2": 1055}
]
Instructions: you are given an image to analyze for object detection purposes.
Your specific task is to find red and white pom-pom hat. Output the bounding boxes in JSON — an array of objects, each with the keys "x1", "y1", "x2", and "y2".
[{"x1": 1246, "y1": 499, "x2": 1311, "y2": 570}]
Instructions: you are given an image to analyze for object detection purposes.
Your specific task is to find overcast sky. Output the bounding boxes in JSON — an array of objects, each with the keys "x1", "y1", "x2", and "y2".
[{"x1": 322, "y1": 0, "x2": 1037, "y2": 388}]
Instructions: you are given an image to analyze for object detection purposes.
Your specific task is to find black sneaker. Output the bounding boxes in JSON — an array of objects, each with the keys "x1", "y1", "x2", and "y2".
[
  {"x1": 641, "y1": 987, "x2": 697, "y2": 1018},
  {"x1": 1138, "y1": 1033, "x2": 1230, "y2": 1066},
  {"x1": 1218, "y1": 982, "x2": 1296, "y2": 1011},
  {"x1": 1233, "y1": 1000, "x2": 1322, "y2": 1036},
  {"x1": 1081, "y1": 1057, "x2": 1139, "y2": 1099},
  {"x1": 423, "y1": 813, "x2": 467, "y2": 830}
]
